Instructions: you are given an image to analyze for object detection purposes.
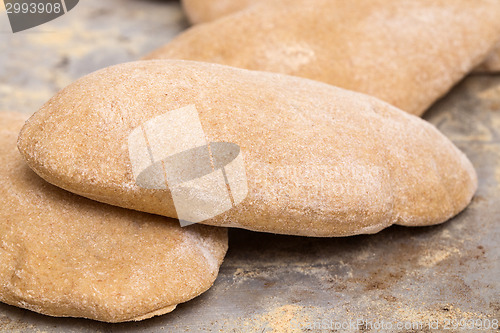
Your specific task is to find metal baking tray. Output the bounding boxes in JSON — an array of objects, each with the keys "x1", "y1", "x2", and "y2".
[{"x1": 0, "y1": 0, "x2": 498, "y2": 331}]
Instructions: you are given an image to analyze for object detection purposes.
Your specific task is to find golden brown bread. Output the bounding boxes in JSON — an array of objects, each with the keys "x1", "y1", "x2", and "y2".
[
  {"x1": 17, "y1": 60, "x2": 478, "y2": 237},
  {"x1": 181, "y1": 0, "x2": 500, "y2": 73},
  {"x1": 1, "y1": 111, "x2": 228, "y2": 322},
  {"x1": 147, "y1": 0, "x2": 500, "y2": 115}
]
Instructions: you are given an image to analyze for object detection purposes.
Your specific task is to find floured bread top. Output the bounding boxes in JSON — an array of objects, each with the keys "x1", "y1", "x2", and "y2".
[
  {"x1": 0, "y1": 112, "x2": 228, "y2": 323},
  {"x1": 17, "y1": 60, "x2": 477, "y2": 237},
  {"x1": 147, "y1": 0, "x2": 500, "y2": 116}
]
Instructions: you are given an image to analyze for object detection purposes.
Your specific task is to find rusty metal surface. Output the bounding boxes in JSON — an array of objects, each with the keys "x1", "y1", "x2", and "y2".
[{"x1": 0, "y1": 0, "x2": 499, "y2": 332}]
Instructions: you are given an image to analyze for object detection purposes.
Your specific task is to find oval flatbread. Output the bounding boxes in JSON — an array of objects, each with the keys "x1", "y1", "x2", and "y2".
[
  {"x1": 147, "y1": 0, "x2": 500, "y2": 115},
  {"x1": 17, "y1": 61, "x2": 478, "y2": 237}
]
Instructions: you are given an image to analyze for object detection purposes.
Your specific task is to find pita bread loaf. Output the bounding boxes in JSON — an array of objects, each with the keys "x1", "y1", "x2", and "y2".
[
  {"x1": 181, "y1": 0, "x2": 500, "y2": 74},
  {"x1": 0, "y1": 112, "x2": 227, "y2": 323},
  {"x1": 17, "y1": 60, "x2": 477, "y2": 237},
  {"x1": 146, "y1": 0, "x2": 500, "y2": 116}
]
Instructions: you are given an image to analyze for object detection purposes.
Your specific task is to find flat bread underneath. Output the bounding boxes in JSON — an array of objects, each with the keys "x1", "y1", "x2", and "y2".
[{"x1": 0, "y1": 112, "x2": 228, "y2": 322}]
